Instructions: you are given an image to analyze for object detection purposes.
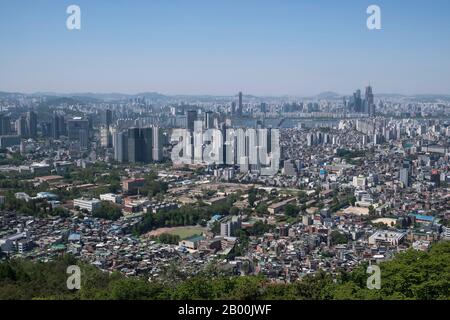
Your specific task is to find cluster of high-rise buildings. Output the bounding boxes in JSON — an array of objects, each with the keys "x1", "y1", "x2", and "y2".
[
  {"x1": 230, "y1": 91, "x2": 244, "y2": 116},
  {"x1": 113, "y1": 126, "x2": 164, "y2": 164},
  {"x1": 344, "y1": 86, "x2": 376, "y2": 116},
  {"x1": 0, "y1": 109, "x2": 94, "y2": 150},
  {"x1": 28, "y1": 112, "x2": 89, "y2": 147},
  {"x1": 171, "y1": 110, "x2": 279, "y2": 175},
  {"x1": 15, "y1": 111, "x2": 37, "y2": 138},
  {"x1": 306, "y1": 131, "x2": 339, "y2": 146}
]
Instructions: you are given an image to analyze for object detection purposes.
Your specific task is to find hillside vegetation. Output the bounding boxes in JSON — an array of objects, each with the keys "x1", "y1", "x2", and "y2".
[{"x1": 0, "y1": 242, "x2": 449, "y2": 300}]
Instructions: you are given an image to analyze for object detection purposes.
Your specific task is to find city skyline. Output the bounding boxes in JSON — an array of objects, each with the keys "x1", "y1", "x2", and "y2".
[
  {"x1": 1, "y1": 0, "x2": 450, "y2": 309},
  {"x1": 2, "y1": 87, "x2": 450, "y2": 99},
  {"x1": 1, "y1": 0, "x2": 450, "y2": 95}
]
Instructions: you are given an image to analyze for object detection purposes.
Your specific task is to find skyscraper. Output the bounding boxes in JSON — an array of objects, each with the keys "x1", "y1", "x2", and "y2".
[
  {"x1": 26, "y1": 111, "x2": 37, "y2": 138},
  {"x1": 41, "y1": 122, "x2": 52, "y2": 138},
  {"x1": 105, "y1": 109, "x2": 113, "y2": 129},
  {"x1": 127, "y1": 127, "x2": 154, "y2": 164},
  {"x1": 204, "y1": 111, "x2": 214, "y2": 129},
  {"x1": 0, "y1": 114, "x2": 11, "y2": 135},
  {"x1": 400, "y1": 160, "x2": 412, "y2": 187},
  {"x1": 79, "y1": 130, "x2": 88, "y2": 149},
  {"x1": 152, "y1": 127, "x2": 163, "y2": 162},
  {"x1": 100, "y1": 127, "x2": 113, "y2": 148},
  {"x1": 16, "y1": 116, "x2": 27, "y2": 138},
  {"x1": 52, "y1": 113, "x2": 66, "y2": 138},
  {"x1": 67, "y1": 117, "x2": 90, "y2": 148},
  {"x1": 237, "y1": 92, "x2": 243, "y2": 116},
  {"x1": 186, "y1": 110, "x2": 197, "y2": 132},
  {"x1": 365, "y1": 86, "x2": 374, "y2": 106},
  {"x1": 400, "y1": 168, "x2": 410, "y2": 187},
  {"x1": 231, "y1": 102, "x2": 236, "y2": 115},
  {"x1": 260, "y1": 102, "x2": 267, "y2": 114},
  {"x1": 353, "y1": 89, "x2": 362, "y2": 113},
  {"x1": 114, "y1": 131, "x2": 128, "y2": 163},
  {"x1": 52, "y1": 113, "x2": 61, "y2": 139},
  {"x1": 128, "y1": 128, "x2": 142, "y2": 164},
  {"x1": 59, "y1": 115, "x2": 67, "y2": 136},
  {"x1": 365, "y1": 86, "x2": 375, "y2": 117}
]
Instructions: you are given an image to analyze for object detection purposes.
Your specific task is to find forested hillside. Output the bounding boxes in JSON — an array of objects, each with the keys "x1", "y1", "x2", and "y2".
[{"x1": 0, "y1": 241, "x2": 449, "y2": 300}]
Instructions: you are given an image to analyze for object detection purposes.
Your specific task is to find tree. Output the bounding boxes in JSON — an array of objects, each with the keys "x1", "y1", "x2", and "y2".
[
  {"x1": 248, "y1": 189, "x2": 257, "y2": 207},
  {"x1": 142, "y1": 173, "x2": 168, "y2": 197},
  {"x1": 330, "y1": 231, "x2": 348, "y2": 245},
  {"x1": 1, "y1": 242, "x2": 449, "y2": 301},
  {"x1": 285, "y1": 204, "x2": 300, "y2": 217},
  {"x1": 298, "y1": 191, "x2": 308, "y2": 203},
  {"x1": 158, "y1": 233, "x2": 180, "y2": 245},
  {"x1": 247, "y1": 221, "x2": 272, "y2": 236},
  {"x1": 92, "y1": 202, "x2": 123, "y2": 221},
  {"x1": 211, "y1": 221, "x2": 220, "y2": 235},
  {"x1": 255, "y1": 203, "x2": 268, "y2": 215},
  {"x1": 349, "y1": 196, "x2": 356, "y2": 206},
  {"x1": 230, "y1": 207, "x2": 240, "y2": 216},
  {"x1": 372, "y1": 222, "x2": 388, "y2": 230},
  {"x1": 51, "y1": 207, "x2": 70, "y2": 218}
]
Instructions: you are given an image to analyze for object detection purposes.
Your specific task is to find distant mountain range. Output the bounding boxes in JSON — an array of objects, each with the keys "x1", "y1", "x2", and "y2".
[
  {"x1": 312, "y1": 91, "x2": 343, "y2": 100},
  {"x1": 31, "y1": 91, "x2": 169, "y2": 102},
  {"x1": 1, "y1": 91, "x2": 450, "y2": 103}
]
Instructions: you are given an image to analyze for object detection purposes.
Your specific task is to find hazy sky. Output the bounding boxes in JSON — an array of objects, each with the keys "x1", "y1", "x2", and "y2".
[{"x1": 1, "y1": 0, "x2": 450, "y2": 96}]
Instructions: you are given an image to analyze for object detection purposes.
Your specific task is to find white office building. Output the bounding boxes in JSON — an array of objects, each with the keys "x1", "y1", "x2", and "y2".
[
  {"x1": 100, "y1": 193, "x2": 122, "y2": 204},
  {"x1": 368, "y1": 231, "x2": 406, "y2": 246},
  {"x1": 74, "y1": 198, "x2": 102, "y2": 213}
]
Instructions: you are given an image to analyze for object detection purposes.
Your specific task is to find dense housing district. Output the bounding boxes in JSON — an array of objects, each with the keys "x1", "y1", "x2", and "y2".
[{"x1": 0, "y1": 90, "x2": 449, "y2": 284}]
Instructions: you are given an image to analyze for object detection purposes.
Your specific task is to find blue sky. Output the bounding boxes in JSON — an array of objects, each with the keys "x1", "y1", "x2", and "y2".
[{"x1": 1, "y1": 0, "x2": 450, "y2": 96}]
